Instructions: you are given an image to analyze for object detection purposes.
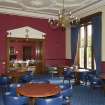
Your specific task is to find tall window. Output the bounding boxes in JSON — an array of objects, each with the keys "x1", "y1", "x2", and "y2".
[{"x1": 79, "y1": 23, "x2": 96, "y2": 69}]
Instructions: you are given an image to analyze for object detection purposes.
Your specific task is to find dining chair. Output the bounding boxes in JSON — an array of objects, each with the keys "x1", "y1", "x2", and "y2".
[
  {"x1": 4, "y1": 91, "x2": 28, "y2": 105},
  {"x1": 63, "y1": 68, "x2": 74, "y2": 85},
  {"x1": 0, "y1": 76, "x2": 11, "y2": 91},
  {"x1": 8, "y1": 83, "x2": 22, "y2": 95},
  {"x1": 30, "y1": 79, "x2": 50, "y2": 84},
  {"x1": 79, "y1": 72, "x2": 89, "y2": 85},
  {"x1": 36, "y1": 95, "x2": 63, "y2": 105},
  {"x1": 48, "y1": 79, "x2": 62, "y2": 85},
  {"x1": 60, "y1": 84, "x2": 72, "y2": 105},
  {"x1": 88, "y1": 74, "x2": 103, "y2": 88},
  {"x1": 47, "y1": 66, "x2": 58, "y2": 79},
  {"x1": 20, "y1": 74, "x2": 32, "y2": 83}
]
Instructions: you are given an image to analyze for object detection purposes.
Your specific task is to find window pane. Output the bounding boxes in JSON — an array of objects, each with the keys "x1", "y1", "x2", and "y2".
[
  {"x1": 87, "y1": 47, "x2": 92, "y2": 69},
  {"x1": 87, "y1": 24, "x2": 92, "y2": 46},
  {"x1": 94, "y1": 58, "x2": 96, "y2": 70},
  {"x1": 80, "y1": 26, "x2": 85, "y2": 47},
  {"x1": 9, "y1": 47, "x2": 15, "y2": 55},
  {"x1": 79, "y1": 48, "x2": 84, "y2": 68},
  {"x1": 79, "y1": 24, "x2": 95, "y2": 70}
]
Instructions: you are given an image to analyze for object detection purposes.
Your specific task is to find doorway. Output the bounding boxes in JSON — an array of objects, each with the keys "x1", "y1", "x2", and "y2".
[{"x1": 23, "y1": 46, "x2": 32, "y2": 60}]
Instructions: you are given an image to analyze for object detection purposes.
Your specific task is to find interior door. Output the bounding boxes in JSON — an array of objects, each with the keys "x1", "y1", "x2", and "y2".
[{"x1": 23, "y1": 47, "x2": 32, "y2": 60}]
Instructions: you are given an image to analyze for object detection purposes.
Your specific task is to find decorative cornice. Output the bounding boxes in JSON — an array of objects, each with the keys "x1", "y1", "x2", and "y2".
[
  {"x1": 0, "y1": 7, "x2": 57, "y2": 19},
  {"x1": 73, "y1": 0, "x2": 105, "y2": 18},
  {"x1": 0, "y1": 0, "x2": 105, "y2": 19}
]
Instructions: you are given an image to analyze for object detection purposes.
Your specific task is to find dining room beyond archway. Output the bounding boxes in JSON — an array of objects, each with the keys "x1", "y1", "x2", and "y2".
[{"x1": 6, "y1": 26, "x2": 46, "y2": 74}]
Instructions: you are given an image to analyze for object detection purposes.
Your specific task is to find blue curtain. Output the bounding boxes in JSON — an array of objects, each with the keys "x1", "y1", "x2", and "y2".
[
  {"x1": 92, "y1": 14, "x2": 102, "y2": 75},
  {"x1": 71, "y1": 26, "x2": 80, "y2": 65}
]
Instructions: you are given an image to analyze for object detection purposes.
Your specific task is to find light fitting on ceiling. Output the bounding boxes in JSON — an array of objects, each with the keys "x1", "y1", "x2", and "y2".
[{"x1": 48, "y1": 0, "x2": 79, "y2": 29}]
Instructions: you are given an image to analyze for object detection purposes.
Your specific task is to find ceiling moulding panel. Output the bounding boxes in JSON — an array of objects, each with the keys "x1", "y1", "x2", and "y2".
[
  {"x1": 7, "y1": 26, "x2": 46, "y2": 39},
  {"x1": 73, "y1": 0, "x2": 105, "y2": 18},
  {"x1": 0, "y1": 0, "x2": 105, "y2": 19},
  {"x1": 0, "y1": 7, "x2": 57, "y2": 19},
  {"x1": 71, "y1": 0, "x2": 101, "y2": 12}
]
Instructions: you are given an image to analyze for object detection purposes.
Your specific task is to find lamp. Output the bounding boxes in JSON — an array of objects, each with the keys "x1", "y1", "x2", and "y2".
[{"x1": 48, "y1": 0, "x2": 79, "y2": 29}]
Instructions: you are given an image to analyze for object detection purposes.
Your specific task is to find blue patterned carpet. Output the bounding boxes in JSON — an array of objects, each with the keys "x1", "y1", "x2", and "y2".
[
  {"x1": 0, "y1": 76, "x2": 105, "y2": 105},
  {"x1": 72, "y1": 85, "x2": 105, "y2": 105},
  {"x1": 0, "y1": 88, "x2": 4, "y2": 105}
]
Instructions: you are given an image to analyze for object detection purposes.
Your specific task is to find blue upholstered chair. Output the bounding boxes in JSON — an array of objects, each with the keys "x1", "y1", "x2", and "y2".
[
  {"x1": 79, "y1": 72, "x2": 89, "y2": 85},
  {"x1": 8, "y1": 83, "x2": 22, "y2": 95},
  {"x1": 0, "y1": 76, "x2": 11, "y2": 85},
  {"x1": 36, "y1": 95, "x2": 63, "y2": 105},
  {"x1": 0, "y1": 76, "x2": 11, "y2": 91},
  {"x1": 20, "y1": 74, "x2": 32, "y2": 83},
  {"x1": 88, "y1": 74, "x2": 103, "y2": 88},
  {"x1": 49, "y1": 79, "x2": 62, "y2": 85},
  {"x1": 60, "y1": 84, "x2": 72, "y2": 105},
  {"x1": 60, "y1": 84, "x2": 72, "y2": 97},
  {"x1": 4, "y1": 91, "x2": 28, "y2": 105},
  {"x1": 30, "y1": 79, "x2": 50, "y2": 84},
  {"x1": 63, "y1": 68, "x2": 74, "y2": 85}
]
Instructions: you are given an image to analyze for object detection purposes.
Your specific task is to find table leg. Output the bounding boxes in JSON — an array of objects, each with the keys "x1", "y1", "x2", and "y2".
[
  {"x1": 51, "y1": 73, "x2": 54, "y2": 79},
  {"x1": 74, "y1": 72, "x2": 80, "y2": 85},
  {"x1": 102, "y1": 84, "x2": 105, "y2": 95},
  {"x1": 29, "y1": 97, "x2": 36, "y2": 105}
]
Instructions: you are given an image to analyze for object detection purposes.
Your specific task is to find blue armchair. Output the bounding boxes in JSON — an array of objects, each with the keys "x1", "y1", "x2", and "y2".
[
  {"x1": 63, "y1": 68, "x2": 74, "y2": 85},
  {"x1": 4, "y1": 91, "x2": 28, "y2": 105},
  {"x1": 36, "y1": 95, "x2": 63, "y2": 105}
]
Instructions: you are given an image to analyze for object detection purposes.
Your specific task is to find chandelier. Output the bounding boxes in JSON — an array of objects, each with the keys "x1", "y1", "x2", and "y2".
[{"x1": 48, "y1": 0, "x2": 79, "y2": 29}]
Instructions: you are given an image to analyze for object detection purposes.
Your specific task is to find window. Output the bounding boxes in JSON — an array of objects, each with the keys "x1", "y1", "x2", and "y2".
[
  {"x1": 79, "y1": 23, "x2": 96, "y2": 70},
  {"x1": 9, "y1": 47, "x2": 15, "y2": 55},
  {"x1": 9, "y1": 47, "x2": 16, "y2": 60}
]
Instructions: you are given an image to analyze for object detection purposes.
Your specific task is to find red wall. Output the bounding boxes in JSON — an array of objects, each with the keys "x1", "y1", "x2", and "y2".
[
  {"x1": 101, "y1": 62, "x2": 105, "y2": 73},
  {"x1": 0, "y1": 14, "x2": 70, "y2": 73}
]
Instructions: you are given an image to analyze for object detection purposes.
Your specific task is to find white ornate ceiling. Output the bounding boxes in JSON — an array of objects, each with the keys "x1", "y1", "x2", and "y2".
[{"x1": 0, "y1": 0, "x2": 105, "y2": 19}]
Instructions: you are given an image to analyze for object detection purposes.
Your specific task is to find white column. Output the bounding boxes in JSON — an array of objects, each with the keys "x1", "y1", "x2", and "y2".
[
  {"x1": 102, "y1": 6, "x2": 105, "y2": 61},
  {"x1": 65, "y1": 26, "x2": 71, "y2": 59}
]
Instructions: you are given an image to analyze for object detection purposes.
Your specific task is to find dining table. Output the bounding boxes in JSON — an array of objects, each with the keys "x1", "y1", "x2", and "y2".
[
  {"x1": 3, "y1": 71, "x2": 27, "y2": 83},
  {"x1": 74, "y1": 69, "x2": 89, "y2": 85},
  {"x1": 17, "y1": 83, "x2": 61, "y2": 105}
]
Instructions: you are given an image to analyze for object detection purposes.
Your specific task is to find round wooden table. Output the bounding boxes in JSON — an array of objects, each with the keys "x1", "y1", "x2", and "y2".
[
  {"x1": 4, "y1": 71, "x2": 27, "y2": 82},
  {"x1": 17, "y1": 83, "x2": 61, "y2": 105}
]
